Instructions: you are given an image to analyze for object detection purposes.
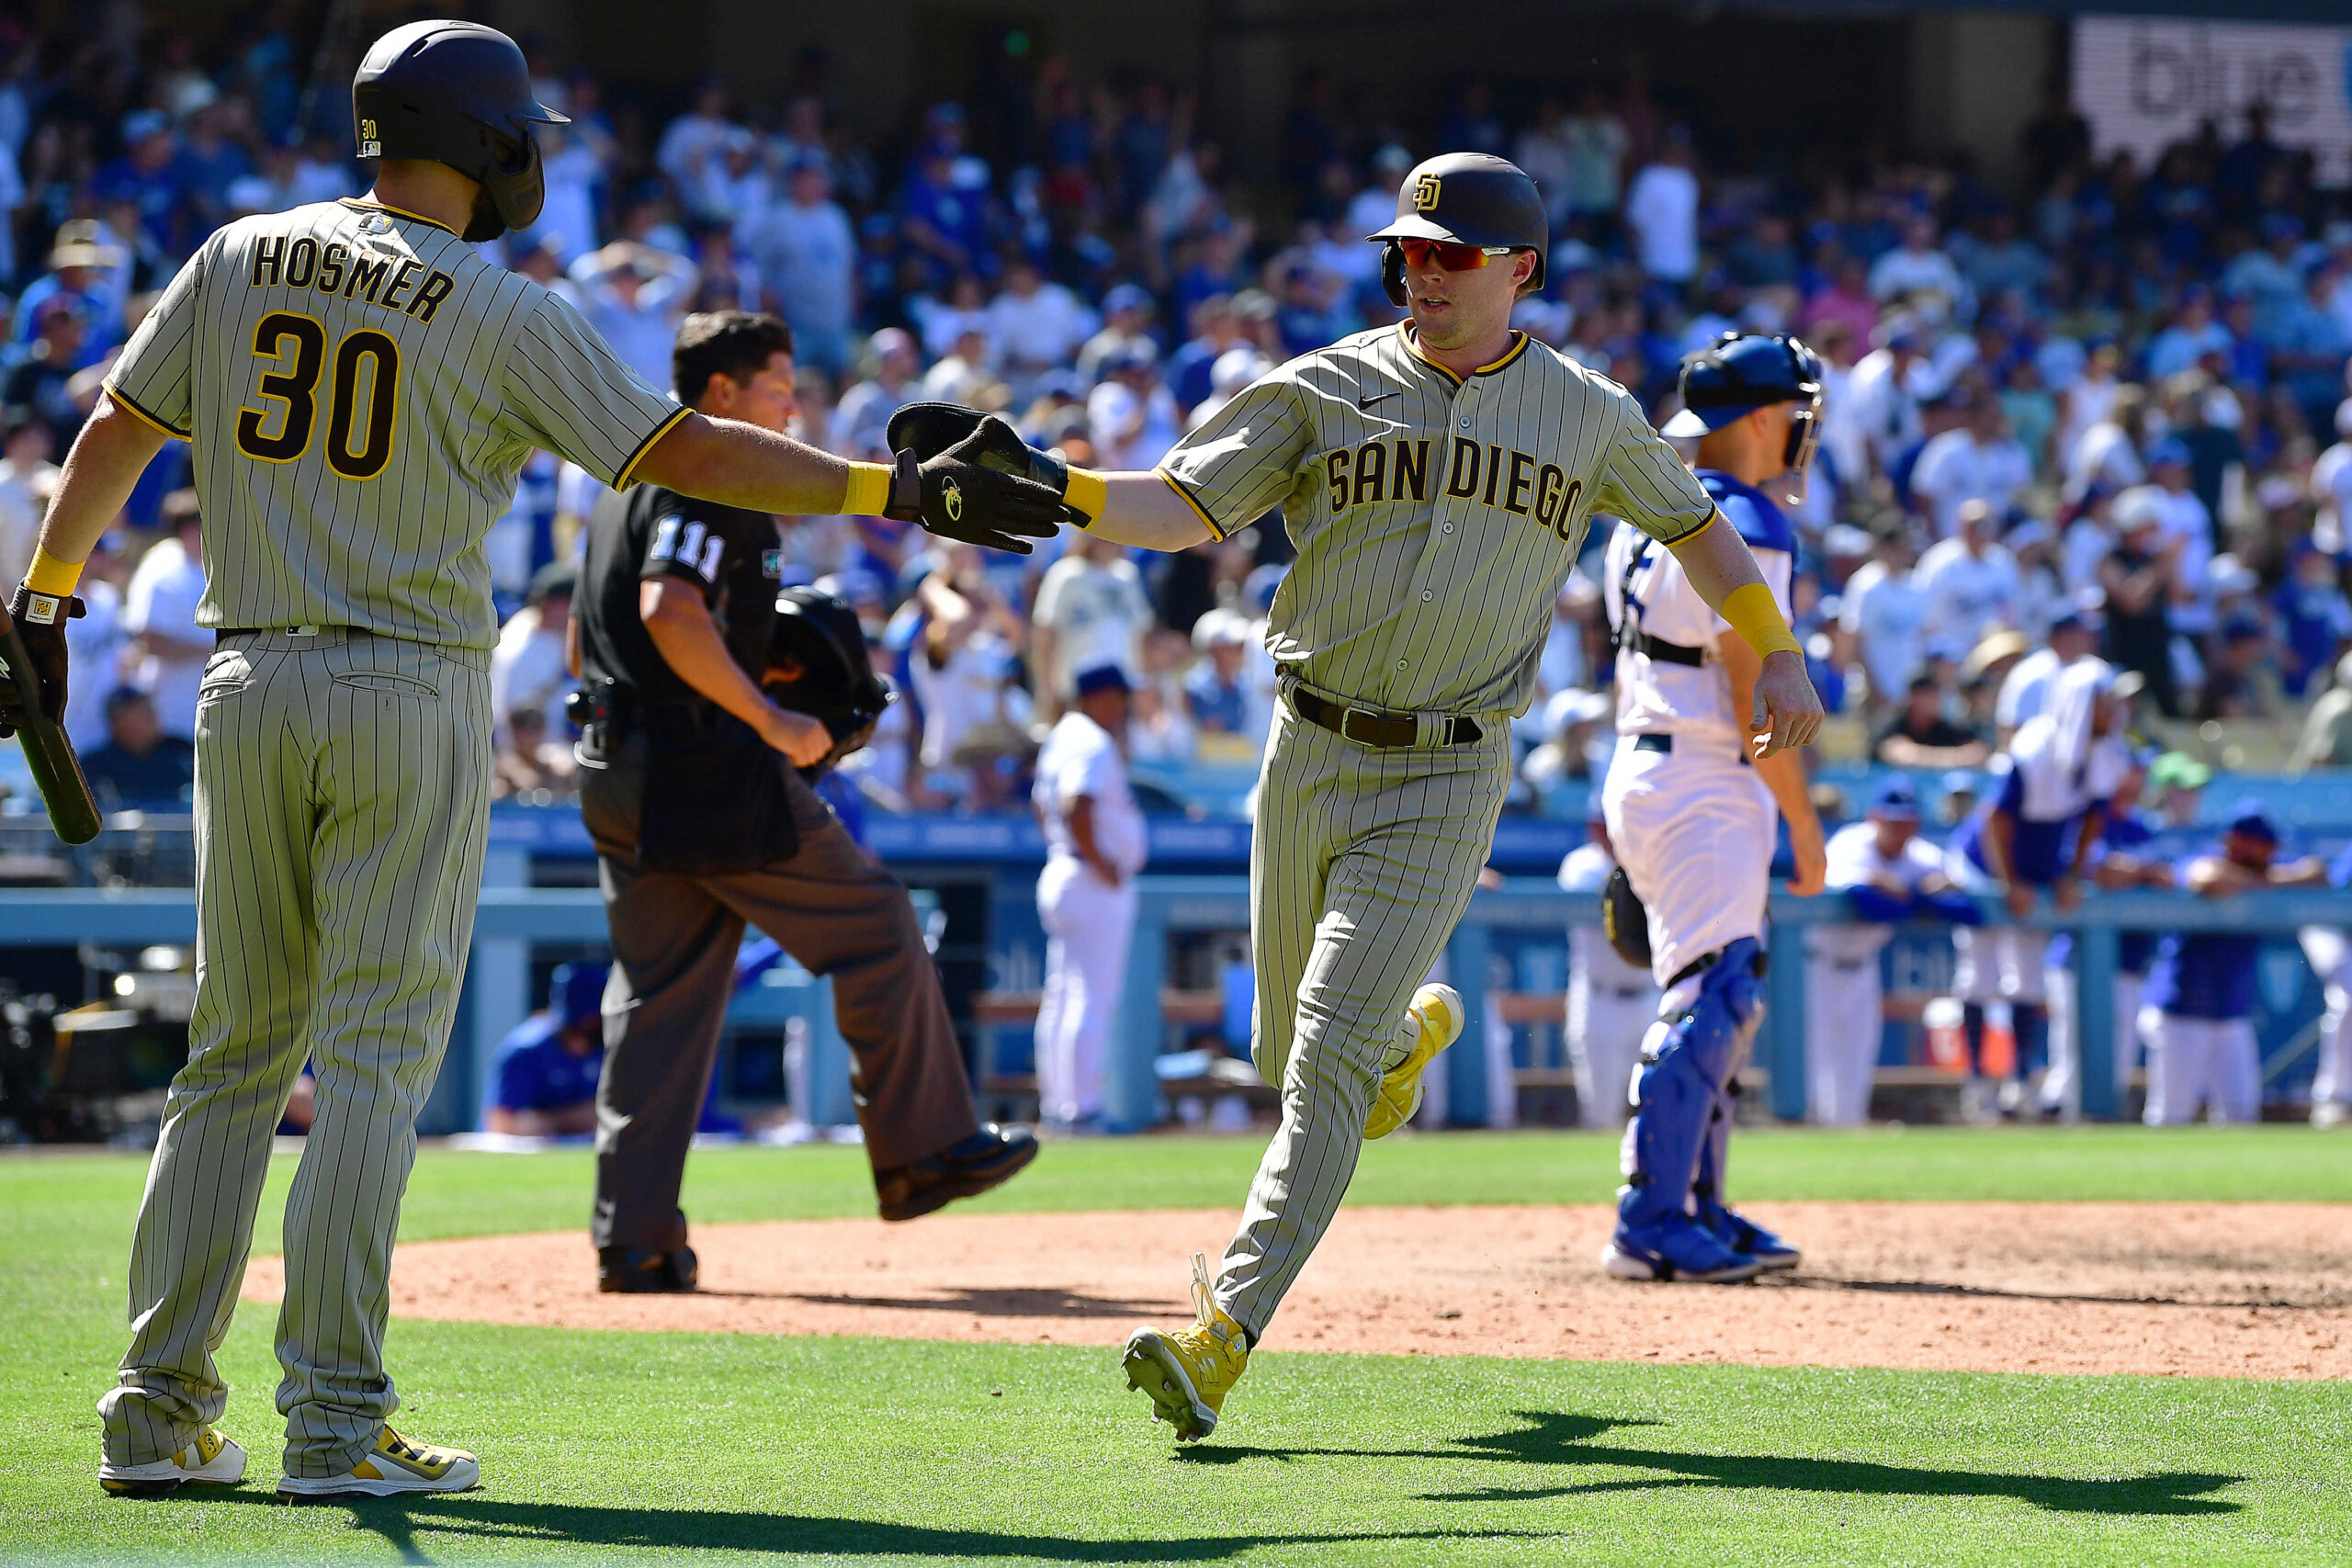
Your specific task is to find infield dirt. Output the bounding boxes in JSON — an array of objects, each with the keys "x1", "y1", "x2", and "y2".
[{"x1": 243, "y1": 1201, "x2": 2352, "y2": 1379}]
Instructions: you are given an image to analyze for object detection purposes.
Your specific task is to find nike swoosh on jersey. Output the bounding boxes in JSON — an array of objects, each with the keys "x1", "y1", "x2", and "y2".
[{"x1": 1357, "y1": 391, "x2": 1400, "y2": 409}]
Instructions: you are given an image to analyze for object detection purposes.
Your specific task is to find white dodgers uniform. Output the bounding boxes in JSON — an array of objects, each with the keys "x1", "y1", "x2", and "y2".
[
  {"x1": 1558, "y1": 840, "x2": 1659, "y2": 1126},
  {"x1": 1033, "y1": 711, "x2": 1148, "y2": 1125},
  {"x1": 1600, "y1": 480, "x2": 1793, "y2": 987},
  {"x1": 1806, "y1": 824, "x2": 1945, "y2": 1125}
]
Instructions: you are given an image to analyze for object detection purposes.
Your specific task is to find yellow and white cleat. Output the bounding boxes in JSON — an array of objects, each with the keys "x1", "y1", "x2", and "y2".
[
  {"x1": 99, "y1": 1427, "x2": 246, "y2": 1496},
  {"x1": 1363, "y1": 983, "x2": 1464, "y2": 1139},
  {"x1": 277, "y1": 1426, "x2": 481, "y2": 1500},
  {"x1": 1123, "y1": 1253, "x2": 1250, "y2": 1442}
]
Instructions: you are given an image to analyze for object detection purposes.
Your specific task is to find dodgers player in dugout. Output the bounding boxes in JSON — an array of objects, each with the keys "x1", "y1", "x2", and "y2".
[
  {"x1": 1600, "y1": 331, "x2": 1828, "y2": 1285},
  {"x1": 887, "y1": 152, "x2": 1823, "y2": 1439},
  {"x1": 20, "y1": 21, "x2": 1062, "y2": 1501}
]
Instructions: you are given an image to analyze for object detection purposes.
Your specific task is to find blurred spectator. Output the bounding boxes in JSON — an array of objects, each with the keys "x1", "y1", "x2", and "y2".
[
  {"x1": 1841, "y1": 315, "x2": 1927, "y2": 478},
  {"x1": 0, "y1": 409, "x2": 56, "y2": 591},
  {"x1": 81, "y1": 687, "x2": 195, "y2": 808},
  {"x1": 1086, "y1": 340, "x2": 1181, "y2": 470},
  {"x1": 1916, "y1": 501, "x2": 2019, "y2": 664},
  {"x1": 985, "y1": 254, "x2": 1092, "y2": 391},
  {"x1": 1838, "y1": 527, "x2": 1926, "y2": 709},
  {"x1": 4, "y1": 294, "x2": 88, "y2": 443},
  {"x1": 491, "y1": 562, "x2": 576, "y2": 747},
  {"x1": 1077, "y1": 283, "x2": 1158, "y2": 385},
  {"x1": 2099, "y1": 491, "x2": 2183, "y2": 716},
  {"x1": 1031, "y1": 531, "x2": 1152, "y2": 722},
  {"x1": 12, "y1": 220, "x2": 125, "y2": 367},
  {"x1": 745, "y1": 152, "x2": 857, "y2": 378},
  {"x1": 908, "y1": 543, "x2": 1028, "y2": 784},
  {"x1": 486, "y1": 963, "x2": 609, "y2": 1136},
  {"x1": 1871, "y1": 673, "x2": 1990, "y2": 769},
  {"x1": 833, "y1": 328, "x2": 921, "y2": 457},
  {"x1": 1996, "y1": 596, "x2": 2101, "y2": 741},
  {"x1": 571, "y1": 241, "x2": 698, "y2": 391},
  {"x1": 1909, "y1": 391, "x2": 2031, "y2": 538},
  {"x1": 2292, "y1": 651, "x2": 2352, "y2": 773},
  {"x1": 1184, "y1": 608, "x2": 1253, "y2": 739},
  {"x1": 125, "y1": 491, "x2": 208, "y2": 739},
  {"x1": 492, "y1": 707, "x2": 579, "y2": 803},
  {"x1": 1868, "y1": 213, "x2": 1968, "y2": 326},
  {"x1": 1623, "y1": 128, "x2": 1698, "y2": 285},
  {"x1": 61, "y1": 533, "x2": 131, "y2": 753}
]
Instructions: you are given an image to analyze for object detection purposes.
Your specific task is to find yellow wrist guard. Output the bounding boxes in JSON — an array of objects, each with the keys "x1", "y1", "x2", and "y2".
[
  {"x1": 1721, "y1": 581, "x2": 1803, "y2": 660},
  {"x1": 841, "y1": 462, "x2": 894, "y2": 518},
  {"x1": 1064, "y1": 467, "x2": 1107, "y2": 525},
  {"x1": 25, "y1": 547, "x2": 83, "y2": 598}
]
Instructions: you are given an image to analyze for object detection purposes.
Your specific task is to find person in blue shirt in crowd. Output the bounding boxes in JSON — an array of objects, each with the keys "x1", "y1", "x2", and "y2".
[
  {"x1": 1943, "y1": 660, "x2": 2138, "y2": 1117},
  {"x1": 486, "y1": 964, "x2": 611, "y2": 1137},
  {"x1": 2142, "y1": 802, "x2": 2324, "y2": 1125},
  {"x1": 2296, "y1": 838, "x2": 2352, "y2": 1129},
  {"x1": 2041, "y1": 748, "x2": 2166, "y2": 1116}
]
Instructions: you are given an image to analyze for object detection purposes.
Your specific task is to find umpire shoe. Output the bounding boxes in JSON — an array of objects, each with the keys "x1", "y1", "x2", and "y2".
[
  {"x1": 875, "y1": 1123, "x2": 1040, "y2": 1222},
  {"x1": 1364, "y1": 984, "x2": 1464, "y2": 1139},
  {"x1": 1709, "y1": 1207, "x2": 1801, "y2": 1272},
  {"x1": 1124, "y1": 1252, "x2": 1250, "y2": 1442},
  {"x1": 277, "y1": 1427, "x2": 480, "y2": 1500},
  {"x1": 1602, "y1": 1213, "x2": 1768, "y2": 1284},
  {"x1": 99, "y1": 1427, "x2": 246, "y2": 1496},
  {"x1": 597, "y1": 1245, "x2": 699, "y2": 1293}
]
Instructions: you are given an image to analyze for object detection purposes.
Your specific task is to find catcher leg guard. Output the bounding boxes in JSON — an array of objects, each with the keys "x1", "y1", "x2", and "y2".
[
  {"x1": 1604, "y1": 939, "x2": 1769, "y2": 1283},
  {"x1": 1693, "y1": 1081, "x2": 1799, "y2": 1271}
]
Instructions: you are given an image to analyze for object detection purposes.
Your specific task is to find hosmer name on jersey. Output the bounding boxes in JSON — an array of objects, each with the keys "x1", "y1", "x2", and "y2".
[
  {"x1": 1321, "y1": 436, "x2": 1582, "y2": 539},
  {"x1": 247, "y1": 234, "x2": 456, "y2": 322}
]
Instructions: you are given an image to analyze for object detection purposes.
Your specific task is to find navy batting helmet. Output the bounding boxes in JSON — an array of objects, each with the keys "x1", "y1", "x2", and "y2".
[
  {"x1": 353, "y1": 20, "x2": 567, "y2": 243},
  {"x1": 1664, "y1": 332, "x2": 1825, "y2": 480},
  {"x1": 1366, "y1": 152, "x2": 1547, "y2": 307}
]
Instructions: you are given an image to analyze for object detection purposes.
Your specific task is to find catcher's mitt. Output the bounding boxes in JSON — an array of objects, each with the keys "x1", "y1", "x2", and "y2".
[{"x1": 1600, "y1": 864, "x2": 1653, "y2": 971}]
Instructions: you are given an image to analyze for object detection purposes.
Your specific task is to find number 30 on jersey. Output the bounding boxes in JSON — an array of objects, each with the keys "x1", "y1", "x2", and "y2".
[{"x1": 235, "y1": 310, "x2": 401, "y2": 480}]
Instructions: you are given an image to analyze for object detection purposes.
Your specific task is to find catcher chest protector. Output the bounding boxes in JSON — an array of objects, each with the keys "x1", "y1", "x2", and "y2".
[{"x1": 352, "y1": 19, "x2": 567, "y2": 242}]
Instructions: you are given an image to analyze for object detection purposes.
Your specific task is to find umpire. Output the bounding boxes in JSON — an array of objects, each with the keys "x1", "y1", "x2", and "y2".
[{"x1": 573, "y1": 310, "x2": 1036, "y2": 1292}]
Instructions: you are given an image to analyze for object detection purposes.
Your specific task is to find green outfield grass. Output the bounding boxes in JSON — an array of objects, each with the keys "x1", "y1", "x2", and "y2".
[{"x1": 3, "y1": 1128, "x2": 2348, "y2": 1565}]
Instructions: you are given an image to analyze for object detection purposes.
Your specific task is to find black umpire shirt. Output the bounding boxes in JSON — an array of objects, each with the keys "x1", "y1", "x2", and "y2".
[{"x1": 577, "y1": 482, "x2": 785, "y2": 707}]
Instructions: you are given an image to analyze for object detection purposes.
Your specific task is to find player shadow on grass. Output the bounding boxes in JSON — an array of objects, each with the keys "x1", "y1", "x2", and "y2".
[
  {"x1": 718, "y1": 1287, "x2": 1178, "y2": 1318},
  {"x1": 191, "y1": 1491, "x2": 1567, "y2": 1562},
  {"x1": 1177, "y1": 1410, "x2": 2243, "y2": 1517}
]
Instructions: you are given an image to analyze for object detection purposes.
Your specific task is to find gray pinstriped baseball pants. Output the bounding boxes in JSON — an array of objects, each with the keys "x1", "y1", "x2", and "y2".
[
  {"x1": 98, "y1": 630, "x2": 491, "y2": 1477},
  {"x1": 1215, "y1": 701, "x2": 1510, "y2": 1337}
]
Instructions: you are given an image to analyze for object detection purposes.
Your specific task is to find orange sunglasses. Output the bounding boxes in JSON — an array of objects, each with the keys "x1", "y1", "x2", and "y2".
[{"x1": 1396, "y1": 238, "x2": 1521, "y2": 272}]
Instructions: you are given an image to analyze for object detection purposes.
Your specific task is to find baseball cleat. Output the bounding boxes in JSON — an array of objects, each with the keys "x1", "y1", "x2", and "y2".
[
  {"x1": 1602, "y1": 1215, "x2": 1767, "y2": 1283},
  {"x1": 99, "y1": 1427, "x2": 246, "y2": 1496},
  {"x1": 277, "y1": 1426, "x2": 481, "y2": 1500},
  {"x1": 1123, "y1": 1252, "x2": 1250, "y2": 1442},
  {"x1": 598, "y1": 1245, "x2": 699, "y2": 1293},
  {"x1": 1364, "y1": 984, "x2": 1464, "y2": 1139},
  {"x1": 1713, "y1": 1208, "x2": 1801, "y2": 1272}
]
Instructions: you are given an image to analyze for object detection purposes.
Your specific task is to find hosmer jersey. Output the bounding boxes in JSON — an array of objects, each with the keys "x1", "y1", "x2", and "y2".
[
  {"x1": 104, "y1": 197, "x2": 687, "y2": 651},
  {"x1": 1605, "y1": 470, "x2": 1795, "y2": 751},
  {"x1": 1157, "y1": 322, "x2": 1717, "y2": 717}
]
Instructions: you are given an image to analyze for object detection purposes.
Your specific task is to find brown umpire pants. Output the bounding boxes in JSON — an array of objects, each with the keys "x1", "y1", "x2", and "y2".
[{"x1": 579, "y1": 756, "x2": 978, "y2": 1252}]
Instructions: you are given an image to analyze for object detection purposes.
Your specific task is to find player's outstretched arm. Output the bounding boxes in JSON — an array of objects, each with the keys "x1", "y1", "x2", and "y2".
[
  {"x1": 1666, "y1": 513, "x2": 1823, "y2": 757},
  {"x1": 879, "y1": 402, "x2": 1215, "y2": 553},
  {"x1": 632, "y1": 412, "x2": 1066, "y2": 555}
]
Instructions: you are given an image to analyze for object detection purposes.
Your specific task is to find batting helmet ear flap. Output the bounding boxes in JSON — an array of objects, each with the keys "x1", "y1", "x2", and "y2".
[{"x1": 1381, "y1": 242, "x2": 1408, "y2": 308}]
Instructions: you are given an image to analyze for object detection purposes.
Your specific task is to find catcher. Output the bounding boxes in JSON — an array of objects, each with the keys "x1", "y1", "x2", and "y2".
[{"x1": 571, "y1": 309, "x2": 1035, "y2": 1292}]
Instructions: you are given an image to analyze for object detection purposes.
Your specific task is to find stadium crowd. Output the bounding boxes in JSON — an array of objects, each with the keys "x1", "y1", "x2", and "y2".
[{"x1": 4, "y1": 15, "x2": 2352, "y2": 829}]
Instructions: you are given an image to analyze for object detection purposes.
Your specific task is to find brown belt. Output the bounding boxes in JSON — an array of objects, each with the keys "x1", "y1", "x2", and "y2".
[{"x1": 1289, "y1": 686, "x2": 1483, "y2": 749}]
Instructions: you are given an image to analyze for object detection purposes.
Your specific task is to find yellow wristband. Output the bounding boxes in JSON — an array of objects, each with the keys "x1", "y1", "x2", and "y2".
[
  {"x1": 1720, "y1": 581, "x2": 1804, "y2": 660},
  {"x1": 1064, "y1": 466, "x2": 1107, "y2": 525},
  {"x1": 841, "y1": 461, "x2": 894, "y2": 518},
  {"x1": 25, "y1": 547, "x2": 83, "y2": 597}
]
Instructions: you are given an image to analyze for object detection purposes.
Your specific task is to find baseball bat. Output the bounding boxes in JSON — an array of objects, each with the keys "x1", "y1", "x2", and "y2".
[{"x1": 0, "y1": 603, "x2": 101, "y2": 845}]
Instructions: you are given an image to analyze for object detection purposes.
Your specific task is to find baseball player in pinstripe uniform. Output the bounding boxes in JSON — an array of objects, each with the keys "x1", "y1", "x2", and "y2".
[
  {"x1": 888, "y1": 153, "x2": 1823, "y2": 1440},
  {"x1": 22, "y1": 22, "x2": 1060, "y2": 1501}
]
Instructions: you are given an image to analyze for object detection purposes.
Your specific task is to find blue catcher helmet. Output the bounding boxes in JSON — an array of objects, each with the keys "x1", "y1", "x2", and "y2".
[{"x1": 1661, "y1": 333, "x2": 1825, "y2": 488}]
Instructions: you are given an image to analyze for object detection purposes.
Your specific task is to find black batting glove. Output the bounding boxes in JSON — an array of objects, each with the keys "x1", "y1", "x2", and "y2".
[
  {"x1": 0, "y1": 585, "x2": 83, "y2": 740},
  {"x1": 884, "y1": 416, "x2": 1073, "y2": 556}
]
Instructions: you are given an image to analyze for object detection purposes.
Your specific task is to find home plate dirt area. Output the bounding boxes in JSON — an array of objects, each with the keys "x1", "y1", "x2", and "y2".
[{"x1": 242, "y1": 1202, "x2": 2352, "y2": 1380}]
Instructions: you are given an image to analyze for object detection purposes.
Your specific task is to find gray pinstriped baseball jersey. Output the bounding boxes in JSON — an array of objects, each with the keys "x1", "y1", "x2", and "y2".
[
  {"x1": 96, "y1": 198, "x2": 684, "y2": 1482},
  {"x1": 106, "y1": 197, "x2": 685, "y2": 650},
  {"x1": 1159, "y1": 321, "x2": 1718, "y2": 717}
]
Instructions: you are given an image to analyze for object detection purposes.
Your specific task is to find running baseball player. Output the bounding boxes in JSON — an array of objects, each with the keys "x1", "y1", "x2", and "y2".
[
  {"x1": 888, "y1": 153, "x2": 1823, "y2": 1438},
  {"x1": 1806, "y1": 778, "x2": 1979, "y2": 1125},
  {"x1": 34, "y1": 21, "x2": 1059, "y2": 1501},
  {"x1": 1558, "y1": 800, "x2": 1657, "y2": 1128},
  {"x1": 1600, "y1": 332, "x2": 1827, "y2": 1284}
]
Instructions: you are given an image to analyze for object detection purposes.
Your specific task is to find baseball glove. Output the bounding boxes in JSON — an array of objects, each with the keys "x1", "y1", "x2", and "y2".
[{"x1": 1600, "y1": 865, "x2": 1653, "y2": 971}]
